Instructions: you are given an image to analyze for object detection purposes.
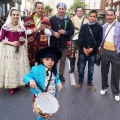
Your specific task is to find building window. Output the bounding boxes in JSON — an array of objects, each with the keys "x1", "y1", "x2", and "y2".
[{"x1": 105, "y1": 2, "x2": 108, "y2": 7}]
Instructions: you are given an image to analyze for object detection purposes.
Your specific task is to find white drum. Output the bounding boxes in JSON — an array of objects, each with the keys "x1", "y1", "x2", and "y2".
[{"x1": 33, "y1": 92, "x2": 59, "y2": 119}]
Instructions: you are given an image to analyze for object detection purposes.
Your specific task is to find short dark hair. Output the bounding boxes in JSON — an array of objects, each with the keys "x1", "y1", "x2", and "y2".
[
  {"x1": 75, "y1": 7, "x2": 84, "y2": 13},
  {"x1": 89, "y1": 9, "x2": 98, "y2": 16},
  {"x1": 35, "y1": 2, "x2": 44, "y2": 8},
  {"x1": 106, "y1": 9, "x2": 115, "y2": 15}
]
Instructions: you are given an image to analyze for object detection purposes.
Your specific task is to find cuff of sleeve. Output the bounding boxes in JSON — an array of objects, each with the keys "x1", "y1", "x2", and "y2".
[
  {"x1": 93, "y1": 45, "x2": 96, "y2": 50},
  {"x1": 44, "y1": 28, "x2": 52, "y2": 36},
  {"x1": 26, "y1": 30, "x2": 32, "y2": 35},
  {"x1": 52, "y1": 31, "x2": 55, "y2": 36},
  {"x1": 81, "y1": 44, "x2": 85, "y2": 48},
  {"x1": 64, "y1": 31, "x2": 66, "y2": 35}
]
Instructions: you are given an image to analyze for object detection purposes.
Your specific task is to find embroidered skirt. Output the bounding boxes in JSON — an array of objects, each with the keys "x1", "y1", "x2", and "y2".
[{"x1": 0, "y1": 44, "x2": 30, "y2": 88}]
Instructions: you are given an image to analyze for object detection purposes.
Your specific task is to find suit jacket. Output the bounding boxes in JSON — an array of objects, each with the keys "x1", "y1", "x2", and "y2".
[
  {"x1": 102, "y1": 21, "x2": 120, "y2": 54},
  {"x1": 23, "y1": 64, "x2": 61, "y2": 96}
]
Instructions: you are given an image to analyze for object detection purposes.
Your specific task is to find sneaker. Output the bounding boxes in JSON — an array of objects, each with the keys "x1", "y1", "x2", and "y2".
[
  {"x1": 59, "y1": 75, "x2": 65, "y2": 82},
  {"x1": 75, "y1": 83, "x2": 82, "y2": 89},
  {"x1": 87, "y1": 84, "x2": 96, "y2": 91},
  {"x1": 115, "y1": 95, "x2": 120, "y2": 102},
  {"x1": 69, "y1": 68, "x2": 74, "y2": 73},
  {"x1": 100, "y1": 89, "x2": 107, "y2": 95}
]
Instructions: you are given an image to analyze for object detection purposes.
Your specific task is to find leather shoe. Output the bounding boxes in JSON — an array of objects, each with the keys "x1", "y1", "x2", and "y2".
[
  {"x1": 69, "y1": 68, "x2": 74, "y2": 73},
  {"x1": 75, "y1": 83, "x2": 82, "y2": 89}
]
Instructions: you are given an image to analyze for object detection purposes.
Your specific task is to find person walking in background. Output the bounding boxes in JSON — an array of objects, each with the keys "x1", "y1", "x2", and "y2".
[
  {"x1": 100, "y1": 9, "x2": 120, "y2": 101},
  {"x1": 75, "y1": 10, "x2": 103, "y2": 91},
  {"x1": 70, "y1": 13, "x2": 74, "y2": 18},
  {"x1": 0, "y1": 7, "x2": 30, "y2": 95},
  {"x1": 69, "y1": 7, "x2": 88, "y2": 73},
  {"x1": 50, "y1": 2, "x2": 74, "y2": 82},
  {"x1": 24, "y1": 2, "x2": 52, "y2": 67}
]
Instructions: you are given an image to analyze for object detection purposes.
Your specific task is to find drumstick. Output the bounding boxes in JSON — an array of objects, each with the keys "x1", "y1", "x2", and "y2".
[
  {"x1": 41, "y1": 93, "x2": 50, "y2": 101},
  {"x1": 35, "y1": 87, "x2": 50, "y2": 101}
]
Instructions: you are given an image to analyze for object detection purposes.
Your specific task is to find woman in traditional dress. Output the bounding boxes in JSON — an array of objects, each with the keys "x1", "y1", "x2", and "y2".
[{"x1": 0, "y1": 7, "x2": 30, "y2": 95}]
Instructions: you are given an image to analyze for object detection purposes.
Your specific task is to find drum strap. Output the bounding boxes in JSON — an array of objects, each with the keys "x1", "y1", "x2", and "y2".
[
  {"x1": 36, "y1": 71, "x2": 52, "y2": 92},
  {"x1": 45, "y1": 71, "x2": 52, "y2": 92}
]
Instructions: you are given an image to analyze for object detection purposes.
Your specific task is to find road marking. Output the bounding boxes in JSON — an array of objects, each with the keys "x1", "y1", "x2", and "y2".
[{"x1": 67, "y1": 58, "x2": 76, "y2": 85}]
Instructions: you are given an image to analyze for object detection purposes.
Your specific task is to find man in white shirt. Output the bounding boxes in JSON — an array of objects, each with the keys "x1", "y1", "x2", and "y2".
[
  {"x1": 69, "y1": 7, "x2": 88, "y2": 73},
  {"x1": 100, "y1": 9, "x2": 120, "y2": 101}
]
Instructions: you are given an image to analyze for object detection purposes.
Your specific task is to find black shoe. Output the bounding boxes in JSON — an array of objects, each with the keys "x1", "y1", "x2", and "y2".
[
  {"x1": 59, "y1": 75, "x2": 65, "y2": 82},
  {"x1": 69, "y1": 68, "x2": 74, "y2": 73}
]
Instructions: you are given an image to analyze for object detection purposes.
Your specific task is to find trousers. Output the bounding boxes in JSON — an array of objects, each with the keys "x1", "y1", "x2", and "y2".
[{"x1": 101, "y1": 49, "x2": 120, "y2": 95}]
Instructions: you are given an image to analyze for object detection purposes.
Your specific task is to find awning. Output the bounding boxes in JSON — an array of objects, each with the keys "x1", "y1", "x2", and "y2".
[
  {"x1": 0, "y1": 0, "x2": 14, "y2": 4},
  {"x1": 0, "y1": 0, "x2": 21, "y2": 4}
]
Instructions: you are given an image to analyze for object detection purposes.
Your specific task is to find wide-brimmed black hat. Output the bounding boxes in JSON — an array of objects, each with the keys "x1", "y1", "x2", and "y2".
[{"x1": 35, "y1": 46, "x2": 62, "y2": 63}]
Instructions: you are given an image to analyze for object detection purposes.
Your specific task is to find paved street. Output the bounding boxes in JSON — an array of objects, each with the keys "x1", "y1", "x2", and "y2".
[{"x1": 0, "y1": 60, "x2": 120, "y2": 120}]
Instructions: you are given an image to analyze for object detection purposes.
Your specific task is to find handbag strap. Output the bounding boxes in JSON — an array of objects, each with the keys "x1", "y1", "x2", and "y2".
[
  {"x1": 80, "y1": 17, "x2": 85, "y2": 29},
  {"x1": 101, "y1": 21, "x2": 116, "y2": 48},
  {"x1": 88, "y1": 21, "x2": 116, "y2": 46},
  {"x1": 88, "y1": 25, "x2": 96, "y2": 44}
]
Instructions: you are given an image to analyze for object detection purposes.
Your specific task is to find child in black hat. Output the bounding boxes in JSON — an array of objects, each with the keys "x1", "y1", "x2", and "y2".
[{"x1": 23, "y1": 46, "x2": 63, "y2": 120}]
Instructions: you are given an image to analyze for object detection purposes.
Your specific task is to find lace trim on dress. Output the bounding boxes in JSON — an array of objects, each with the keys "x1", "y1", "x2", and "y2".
[{"x1": 2, "y1": 24, "x2": 25, "y2": 32}]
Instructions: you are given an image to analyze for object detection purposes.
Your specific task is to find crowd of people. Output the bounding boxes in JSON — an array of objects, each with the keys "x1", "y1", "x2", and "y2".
[{"x1": 0, "y1": 1, "x2": 120, "y2": 120}]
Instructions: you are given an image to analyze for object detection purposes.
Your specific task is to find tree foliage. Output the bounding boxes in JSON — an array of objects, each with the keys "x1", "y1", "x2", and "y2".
[
  {"x1": 69, "y1": 0, "x2": 87, "y2": 13},
  {"x1": 44, "y1": 5, "x2": 52, "y2": 17},
  {"x1": 66, "y1": 11, "x2": 70, "y2": 18}
]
